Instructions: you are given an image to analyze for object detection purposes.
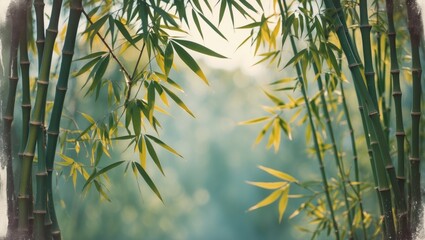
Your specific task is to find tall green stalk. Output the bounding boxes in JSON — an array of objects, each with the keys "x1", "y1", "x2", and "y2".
[
  {"x1": 3, "y1": 2, "x2": 21, "y2": 238},
  {"x1": 385, "y1": 0, "x2": 410, "y2": 238},
  {"x1": 18, "y1": 0, "x2": 63, "y2": 237},
  {"x1": 44, "y1": 1, "x2": 83, "y2": 239},
  {"x1": 405, "y1": 0, "x2": 423, "y2": 234},
  {"x1": 34, "y1": 0, "x2": 45, "y2": 70},
  {"x1": 359, "y1": 0, "x2": 378, "y2": 108},
  {"x1": 278, "y1": 2, "x2": 340, "y2": 239}
]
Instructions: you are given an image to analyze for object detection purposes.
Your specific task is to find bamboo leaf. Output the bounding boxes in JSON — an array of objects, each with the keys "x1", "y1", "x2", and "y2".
[
  {"x1": 173, "y1": 39, "x2": 227, "y2": 58},
  {"x1": 246, "y1": 181, "x2": 288, "y2": 190},
  {"x1": 138, "y1": 136, "x2": 147, "y2": 168},
  {"x1": 144, "y1": 136, "x2": 164, "y2": 175},
  {"x1": 114, "y1": 19, "x2": 134, "y2": 46},
  {"x1": 83, "y1": 161, "x2": 125, "y2": 190},
  {"x1": 164, "y1": 43, "x2": 174, "y2": 77},
  {"x1": 197, "y1": 12, "x2": 227, "y2": 40},
  {"x1": 248, "y1": 190, "x2": 281, "y2": 211},
  {"x1": 134, "y1": 162, "x2": 163, "y2": 202},
  {"x1": 258, "y1": 165, "x2": 297, "y2": 182},
  {"x1": 146, "y1": 134, "x2": 182, "y2": 157},
  {"x1": 162, "y1": 85, "x2": 195, "y2": 117},
  {"x1": 171, "y1": 42, "x2": 208, "y2": 84},
  {"x1": 239, "y1": 116, "x2": 270, "y2": 125},
  {"x1": 191, "y1": 10, "x2": 203, "y2": 39},
  {"x1": 278, "y1": 186, "x2": 289, "y2": 222}
]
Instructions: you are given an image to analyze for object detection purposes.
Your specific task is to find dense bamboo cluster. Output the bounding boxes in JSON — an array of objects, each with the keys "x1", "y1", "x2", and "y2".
[{"x1": 2, "y1": 0, "x2": 82, "y2": 239}]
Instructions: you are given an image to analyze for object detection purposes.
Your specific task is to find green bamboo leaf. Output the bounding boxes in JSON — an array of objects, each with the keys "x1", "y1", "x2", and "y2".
[
  {"x1": 146, "y1": 134, "x2": 182, "y2": 157},
  {"x1": 162, "y1": 85, "x2": 195, "y2": 117},
  {"x1": 173, "y1": 39, "x2": 227, "y2": 58},
  {"x1": 246, "y1": 181, "x2": 288, "y2": 190},
  {"x1": 164, "y1": 43, "x2": 174, "y2": 77},
  {"x1": 138, "y1": 1, "x2": 149, "y2": 38},
  {"x1": 108, "y1": 15, "x2": 116, "y2": 47},
  {"x1": 219, "y1": 0, "x2": 227, "y2": 24},
  {"x1": 114, "y1": 19, "x2": 135, "y2": 46},
  {"x1": 191, "y1": 10, "x2": 203, "y2": 39},
  {"x1": 284, "y1": 48, "x2": 307, "y2": 68},
  {"x1": 74, "y1": 57, "x2": 102, "y2": 77},
  {"x1": 258, "y1": 165, "x2": 297, "y2": 182},
  {"x1": 144, "y1": 136, "x2": 164, "y2": 175},
  {"x1": 74, "y1": 51, "x2": 107, "y2": 61},
  {"x1": 278, "y1": 186, "x2": 290, "y2": 222},
  {"x1": 138, "y1": 136, "x2": 147, "y2": 168},
  {"x1": 131, "y1": 104, "x2": 141, "y2": 137},
  {"x1": 111, "y1": 135, "x2": 135, "y2": 140},
  {"x1": 248, "y1": 189, "x2": 281, "y2": 211},
  {"x1": 237, "y1": 21, "x2": 261, "y2": 29},
  {"x1": 83, "y1": 161, "x2": 125, "y2": 190},
  {"x1": 94, "y1": 180, "x2": 111, "y2": 201},
  {"x1": 134, "y1": 162, "x2": 163, "y2": 202},
  {"x1": 94, "y1": 142, "x2": 103, "y2": 166},
  {"x1": 197, "y1": 12, "x2": 227, "y2": 40},
  {"x1": 239, "y1": 116, "x2": 270, "y2": 125},
  {"x1": 84, "y1": 14, "x2": 108, "y2": 35},
  {"x1": 147, "y1": 82, "x2": 156, "y2": 122},
  {"x1": 171, "y1": 42, "x2": 208, "y2": 84},
  {"x1": 153, "y1": 6, "x2": 178, "y2": 27}
]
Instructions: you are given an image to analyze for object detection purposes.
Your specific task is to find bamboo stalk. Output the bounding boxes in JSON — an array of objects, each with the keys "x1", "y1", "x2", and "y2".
[
  {"x1": 3, "y1": 2, "x2": 21, "y2": 238},
  {"x1": 278, "y1": 2, "x2": 340, "y2": 239},
  {"x1": 44, "y1": 1, "x2": 83, "y2": 239},
  {"x1": 34, "y1": 0, "x2": 45, "y2": 70},
  {"x1": 405, "y1": 0, "x2": 423, "y2": 234},
  {"x1": 359, "y1": 0, "x2": 378, "y2": 108},
  {"x1": 18, "y1": 0, "x2": 63, "y2": 237},
  {"x1": 385, "y1": 0, "x2": 410, "y2": 238}
]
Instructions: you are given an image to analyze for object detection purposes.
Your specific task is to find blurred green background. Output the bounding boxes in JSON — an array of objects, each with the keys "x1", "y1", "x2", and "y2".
[{"x1": 52, "y1": 64, "x2": 324, "y2": 240}]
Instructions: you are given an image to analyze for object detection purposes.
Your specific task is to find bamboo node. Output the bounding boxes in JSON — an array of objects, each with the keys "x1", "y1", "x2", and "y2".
[
  {"x1": 20, "y1": 61, "x2": 30, "y2": 65},
  {"x1": 62, "y1": 50, "x2": 74, "y2": 55},
  {"x1": 33, "y1": 2, "x2": 45, "y2": 7},
  {"x1": 22, "y1": 152, "x2": 34, "y2": 157},
  {"x1": 390, "y1": 69, "x2": 400, "y2": 74},
  {"x1": 385, "y1": 165, "x2": 394, "y2": 170},
  {"x1": 368, "y1": 111, "x2": 379, "y2": 117},
  {"x1": 395, "y1": 131, "x2": 405, "y2": 136},
  {"x1": 47, "y1": 131, "x2": 60, "y2": 136},
  {"x1": 30, "y1": 121, "x2": 42, "y2": 126},
  {"x1": 33, "y1": 210, "x2": 47, "y2": 214},
  {"x1": 35, "y1": 172, "x2": 48, "y2": 177},
  {"x1": 378, "y1": 187, "x2": 390, "y2": 192},
  {"x1": 36, "y1": 40, "x2": 45, "y2": 44},
  {"x1": 364, "y1": 71, "x2": 374, "y2": 76},
  {"x1": 348, "y1": 63, "x2": 360, "y2": 69},
  {"x1": 411, "y1": 68, "x2": 422, "y2": 73},
  {"x1": 46, "y1": 28, "x2": 58, "y2": 34},
  {"x1": 21, "y1": 104, "x2": 31, "y2": 108},
  {"x1": 396, "y1": 176, "x2": 407, "y2": 180},
  {"x1": 409, "y1": 157, "x2": 420, "y2": 162},
  {"x1": 3, "y1": 116, "x2": 13, "y2": 121},
  {"x1": 57, "y1": 86, "x2": 68, "y2": 91},
  {"x1": 411, "y1": 111, "x2": 421, "y2": 116},
  {"x1": 17, "y1": 195, "x2": 29, "y2": 199},
  {"x1": 392, "y1": 91, "x2": 402, "y2": 96},
  {"x1": 359, "y1": 24, "x2": 372, "y2": 30},
  {"x1": 9, "y1": 76, "x2": 18, "y2": 81},
  {"x1": 387, "y1": 32, "x2": 396, "y2": 37},
  {"x1": 37, "y1": 80, "x2": 49, "y2": 85}
]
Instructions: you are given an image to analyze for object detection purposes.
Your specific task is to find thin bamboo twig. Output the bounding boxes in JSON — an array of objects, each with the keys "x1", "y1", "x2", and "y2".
[
  {"x1": 278, "y1": 1, "x2": 340, "y2": 239},
  {"x1": 81, "y1": 9, "x2": 133, "y2": 105}
]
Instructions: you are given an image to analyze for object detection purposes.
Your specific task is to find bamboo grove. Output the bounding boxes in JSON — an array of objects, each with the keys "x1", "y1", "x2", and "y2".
[
  {"x1": 0, "y1": 0, "x2": 423, "y2": 239},
  {"x1": 242, "y1": 0, "x2": 424, "y2": 239}
]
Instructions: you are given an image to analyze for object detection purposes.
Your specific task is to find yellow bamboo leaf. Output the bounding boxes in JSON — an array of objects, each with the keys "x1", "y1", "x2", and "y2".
[
  {"x1": 138, "y1": 137, "x2": 147, "y2": 168},
  {"x1": 246, "y1": 181, "x2": 288, "y2": 190},
  {"x1": 278, "y1": 186, "x2": 290, "y2": 222},
  {"x1": 258, "y1": 165, "x2": 297, "y2": 182},
  {"x1": 248, "y1": 189, "x2": 281, "y2": 211},
  {"x1": 273, "y1": 118, "x2": 281, "y2": 152}
]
